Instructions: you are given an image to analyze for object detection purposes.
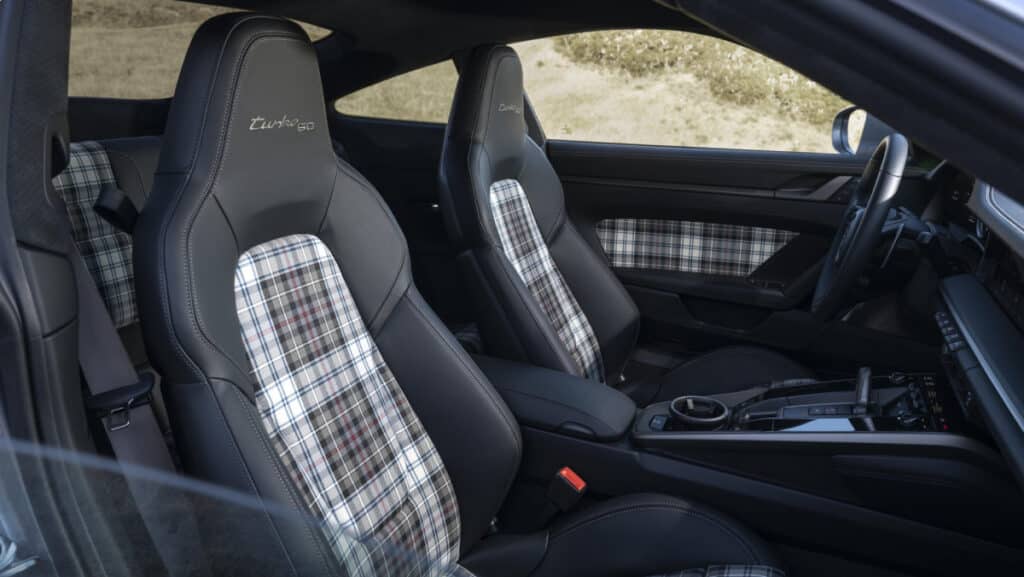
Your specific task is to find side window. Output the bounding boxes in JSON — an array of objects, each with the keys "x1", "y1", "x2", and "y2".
[
  {"x1": 334, "y1": 61, "x2": 458, "y2": 123},
  {"x1": 70, "y1": 0, "x2": 330, "y2": 99},
  {"x1": 513, "y1": 30, "x2": 853, "y2": 153}
]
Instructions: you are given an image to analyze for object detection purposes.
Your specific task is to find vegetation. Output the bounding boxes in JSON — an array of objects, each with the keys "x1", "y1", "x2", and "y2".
[{"x1": 553, "y1": 30, "x2": 848, "y2": 126}]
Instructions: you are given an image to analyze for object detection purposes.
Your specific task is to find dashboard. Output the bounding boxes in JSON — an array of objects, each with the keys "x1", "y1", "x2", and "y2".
[{"x1": 936, "y1": 175, "x2": 1024, "y2": 486}]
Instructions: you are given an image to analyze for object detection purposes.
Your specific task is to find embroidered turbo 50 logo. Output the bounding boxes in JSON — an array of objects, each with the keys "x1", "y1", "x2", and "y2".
[
  {"x1": 249, "y1": 115, "x2": 316, "y2": 133},
  {"x1": 497, "y1": 103, "x2": 523, "y2": 114}
]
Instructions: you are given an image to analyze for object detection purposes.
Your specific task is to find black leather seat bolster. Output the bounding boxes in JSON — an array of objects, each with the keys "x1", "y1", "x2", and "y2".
[
  {"x1": 466, "y1": 494, "x2": 780, "y2": 577},
  {"x1": 166, "y1": 378, "x2": 343, "y2": 577},
  {"x1": 464, "y1": 245, "x2": 582, "y2": 376},
  {"x1": 530, "y1": 494, "x2": 779, "y2": 577}
]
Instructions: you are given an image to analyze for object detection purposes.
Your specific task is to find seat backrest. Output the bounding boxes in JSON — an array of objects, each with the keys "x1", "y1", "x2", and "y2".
[
  {"x1": 134, "y1": 14, "x2": 520, "y2": 576},
  {"x1": 439, "y1": 45, "x2": 640, "y2": 383},
  {"x1": 53, "y1": 136, "x2": 160, "y2": 364}
]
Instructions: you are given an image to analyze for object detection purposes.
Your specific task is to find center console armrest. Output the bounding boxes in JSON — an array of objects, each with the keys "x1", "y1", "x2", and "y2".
[{"x1": 472, "y1": 355, "x2": 637, "y2": 441}]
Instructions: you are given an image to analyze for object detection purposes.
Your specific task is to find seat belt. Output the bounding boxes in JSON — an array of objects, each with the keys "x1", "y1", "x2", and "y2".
[
  {"x1": 71, "y1": 248, "x2": 209, "y2": 577},
  {"x1": 72, "y1": 251, "x2": 173, "y2": 472}
]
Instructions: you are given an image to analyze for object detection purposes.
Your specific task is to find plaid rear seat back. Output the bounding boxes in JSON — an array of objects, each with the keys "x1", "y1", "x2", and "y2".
[
  {"x1": 488, "y1": 179, "x2": 605, "y2": 383},
  {"x1": 53, "y1": 141, "x2": 137, "y2": 328},
  {"x1": 235, "y1": 234, "x2": 460, "y2": 577},
  {"x1": 596, "y1": 219, "x2": 797, "y2": 278}
]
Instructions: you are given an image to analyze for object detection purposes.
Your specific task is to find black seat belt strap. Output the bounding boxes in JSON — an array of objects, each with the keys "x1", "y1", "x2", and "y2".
[
  {"x1": 71, "y1": 248, "x2": 208, "y2": 577},
  {"x1": 72, "y1": 251, "x2": 174, "y2": 472}
]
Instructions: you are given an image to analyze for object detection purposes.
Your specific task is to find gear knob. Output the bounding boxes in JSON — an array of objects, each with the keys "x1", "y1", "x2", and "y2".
[{"x1": 856, "y1": 366, "x2": 872, "y2": 407}]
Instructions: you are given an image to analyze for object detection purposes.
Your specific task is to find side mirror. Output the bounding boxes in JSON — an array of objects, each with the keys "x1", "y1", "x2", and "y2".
[{"x1": 831, "y1": 106, "x2": 867, "y2": 154}]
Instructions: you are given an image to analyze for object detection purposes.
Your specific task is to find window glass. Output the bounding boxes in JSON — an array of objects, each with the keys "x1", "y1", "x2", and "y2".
[
  {"x1": 334, "y1": 61, "x2": 458, "y2": 123},
  {"x1": 70, "y1": 0, "x2": 330, "y2": 99},
  {"x1": 512, "y1": 30, "x2": 853, "y2": 153}
]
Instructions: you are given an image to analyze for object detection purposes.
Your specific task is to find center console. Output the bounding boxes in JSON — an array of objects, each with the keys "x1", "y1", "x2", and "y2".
[
  {"x1": 473, "y1": 352, "x2": 1024, "y2": 570},
  {"x1": 637, "y1": 369, "x2": 960, "y2": 435}
]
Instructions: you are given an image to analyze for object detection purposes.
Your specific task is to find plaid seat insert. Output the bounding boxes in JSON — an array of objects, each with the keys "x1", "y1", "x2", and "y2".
[
  {"x1": 235, "y1": 234, "x2": 460, "y2": 577},
  {"x1": 596, "y1": 219, "x2": 797, "y2": 278},
  {"x1": 488, "y1": 179, "x2": 605, "y2": 382},
  {"x1": 53, "y1": 141, "x2": 138, "y2": 328}
]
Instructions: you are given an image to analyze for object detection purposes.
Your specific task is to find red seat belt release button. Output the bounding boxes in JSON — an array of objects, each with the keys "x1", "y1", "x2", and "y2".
[{"x1": 548, "y1": 466, "x2": 587, "y2": 512}]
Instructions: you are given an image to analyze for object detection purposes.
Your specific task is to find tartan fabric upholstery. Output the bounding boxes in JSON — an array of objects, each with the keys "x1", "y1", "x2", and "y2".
[
  {"x1": 488, "y1": 178, "x2": 605, "y2": 382},
  {"x1": 53, "y1": 141, "x2": 137, "y2": 328},
  {"x1": 653, "y1": 566, "x2": 786, "y2": 577},
  {"x1": 595, "y1": 219, "x2": 797, "y2": 278},
  {"x1": 235, "y1": 234, "x2": 460, "y2": 577}
]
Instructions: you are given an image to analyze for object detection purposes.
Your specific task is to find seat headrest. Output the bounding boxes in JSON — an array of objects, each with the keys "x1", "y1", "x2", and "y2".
[
  {"x1": 155, "y1": 13, "x2": 336, "y2": 245},
  {"x1": 448, "y1": 45, "x2": 528, "y2": 180}
]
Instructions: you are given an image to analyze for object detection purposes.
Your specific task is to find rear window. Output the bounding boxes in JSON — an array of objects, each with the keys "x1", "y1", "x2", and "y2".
[{"x1": 70, "y1": 0, "x2": 330, "y2": 99}]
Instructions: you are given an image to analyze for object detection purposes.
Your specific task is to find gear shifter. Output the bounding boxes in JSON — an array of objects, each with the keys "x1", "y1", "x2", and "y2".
[{"x1": 855, "y1": 367, "x2": 871, "y2": 410}]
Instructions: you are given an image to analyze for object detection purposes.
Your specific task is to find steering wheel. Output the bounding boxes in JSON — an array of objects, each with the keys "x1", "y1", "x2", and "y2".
[{"x1": 811, "y1": 134, "x2": 909, "y2": 319}]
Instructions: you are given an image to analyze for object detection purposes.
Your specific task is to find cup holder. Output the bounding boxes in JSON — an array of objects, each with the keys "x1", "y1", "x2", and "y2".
[{"x1": 669, "y1": 395, "x2": 730, "y2": 431}]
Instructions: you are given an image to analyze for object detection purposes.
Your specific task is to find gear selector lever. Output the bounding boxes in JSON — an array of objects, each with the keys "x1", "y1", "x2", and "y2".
[{"x1": 855, "y1": 366, "x2": 871, "y2": 408}]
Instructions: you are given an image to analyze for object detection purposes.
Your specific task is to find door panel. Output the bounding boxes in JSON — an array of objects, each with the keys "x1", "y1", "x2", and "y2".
[{"x1": 551, "y1": 139, "x2": 930, "y2": 358}]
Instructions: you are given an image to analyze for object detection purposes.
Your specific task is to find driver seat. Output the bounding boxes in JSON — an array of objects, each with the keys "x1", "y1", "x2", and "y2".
[{"x1": 439, "y1": 45, "x2": 814, "y2": 404}]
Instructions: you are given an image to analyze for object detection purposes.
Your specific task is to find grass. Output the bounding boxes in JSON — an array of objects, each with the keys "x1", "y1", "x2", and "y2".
[
  {"x1": 71, "y1": 2, "x2": 850, "y2": 153},
  {"x1": 553, "y1": 30, "x2": 848, "y2": 127}
]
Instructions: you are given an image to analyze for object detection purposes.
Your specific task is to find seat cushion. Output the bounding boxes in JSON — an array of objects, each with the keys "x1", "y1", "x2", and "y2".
[
  {"x1": 527, "y1": 494, "x2": 781, "y2": 577},
  {"x1": 654, "y1": 346, "x2": 815, "y2": 402}
]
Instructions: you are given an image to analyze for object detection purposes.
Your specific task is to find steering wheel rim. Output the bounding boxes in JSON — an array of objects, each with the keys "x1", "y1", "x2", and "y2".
[{"x1": 811, "y1": 133, "x2": 909, "y2": 319}]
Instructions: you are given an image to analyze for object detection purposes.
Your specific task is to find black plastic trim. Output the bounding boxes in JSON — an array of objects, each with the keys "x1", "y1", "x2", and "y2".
[{"x1": 940, "y1": 274, "x2": 1024, "y2": 487}]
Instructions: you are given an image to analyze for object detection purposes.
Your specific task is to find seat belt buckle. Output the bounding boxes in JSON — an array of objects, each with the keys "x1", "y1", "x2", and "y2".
[
  {"x1": 85, "y1": 373, "x2": 155, "y2": 432},
  {"x1": 547, "y1": 466, "x2": 587, "y2": 512}
]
